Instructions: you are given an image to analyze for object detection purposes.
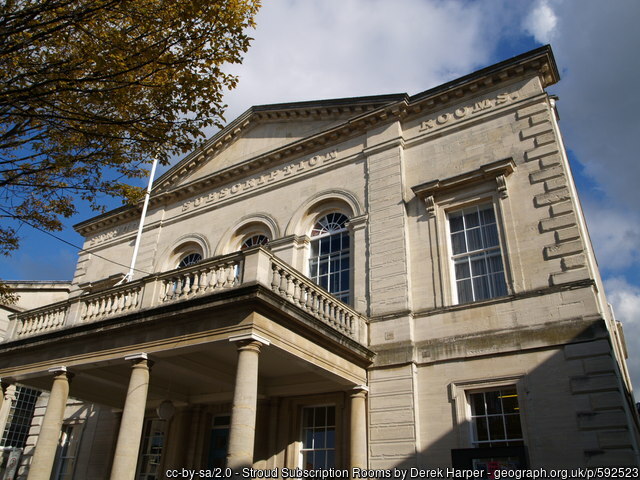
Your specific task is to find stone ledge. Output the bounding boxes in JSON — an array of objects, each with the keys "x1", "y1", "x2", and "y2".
[
  {"x1": 530, "y1": 165, "x2": 564, "y2": 183},
  {"x1": 540, "y1": 212, "x2": 577, "y2": 232},
  {"x1": 551, "y1": 268, "x2": 591, "y2": 286},
  {"x1": 534, "y1": 188, "x2": 571, "y2": 207}
]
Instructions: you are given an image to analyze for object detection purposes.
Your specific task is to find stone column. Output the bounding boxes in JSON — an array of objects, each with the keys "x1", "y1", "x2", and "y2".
[
  {"x1": 349, "y1": 386, "x2": 368, "y2": 470},
  {"x1": 110, "y1": 354, "x2": 151, "y2": 480},
  {"x1": 28, "y1": 367, "x2": 72, "y2": 480},
  {"x1": 227, "y1": 334, "x2": 270, "y2": 471},
  {"x1": 0, "y1": 381, "x2": 15, "y2": 436}
]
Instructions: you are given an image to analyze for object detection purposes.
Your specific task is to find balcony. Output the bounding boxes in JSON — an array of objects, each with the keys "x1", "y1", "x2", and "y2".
[{"x1": 4, "y1": 247, "x2": 368, "y2": 346}]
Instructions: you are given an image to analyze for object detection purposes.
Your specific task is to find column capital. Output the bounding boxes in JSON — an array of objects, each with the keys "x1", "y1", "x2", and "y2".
[
  {"x1": 124, "y1": 353, "x2": 153, "y2": 368},
  {"x1": 48, "y1": 366, "x2": 74, "y2": 380},
  {"x1": 228, "y1": 333, "x2": 271, "y2": 346},
  {"x1": 351, "y1": 385, "x2": 369, "y2": 397}
]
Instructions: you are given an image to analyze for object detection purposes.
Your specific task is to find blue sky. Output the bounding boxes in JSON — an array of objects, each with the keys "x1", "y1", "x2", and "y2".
[{"x1": 2, "y1": 0, "x2": 640, "y2": 387}]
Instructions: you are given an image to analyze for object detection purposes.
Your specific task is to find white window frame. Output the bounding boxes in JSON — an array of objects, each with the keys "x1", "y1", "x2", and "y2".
[
  {"x1": 449, "y1": 375, "x2": 528, "y2": 449},
  {"x1": 52, "y1": 422, "x2": 84, "y2": 480},
  {"x1": 136, "y1": 418, "x2": 167, "y2": 480},
  {"x1": 467, "y1": 387, "x2": 524, "y2": 447},
  {"x1": 446, "y1": 202, "x2": 508, "y2": 304},
  {"x1": 298, "y1": 404, "x2": 337, "y2": 470},
  {"x1": 412, "y1": 158, "x2": 519, "y2": 308},
  {"x1": 308, "y1": 212, "x2": 351, "y2": 305}
]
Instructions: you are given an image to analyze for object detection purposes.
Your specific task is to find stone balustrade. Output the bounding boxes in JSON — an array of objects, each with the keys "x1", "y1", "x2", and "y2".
[
  {"x1": 7, "y1": 248, "x2": 367, "y2": 343},
  {"x1": 14, "y1": 303, "x2": 69, "y2": 338},
  {"x1": 269, "y1": 256, "x2": 362, "y2": 339},
  {"x1": 158, "y1": 255, "x2": 242, "y2": 302},
  {"x1": 81, "y1": 283, "x2": 143, "y2": 322}
]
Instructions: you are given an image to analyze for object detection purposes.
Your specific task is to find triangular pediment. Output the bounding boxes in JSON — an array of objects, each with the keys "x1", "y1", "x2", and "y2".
[{"x1": 153, "y1": 95, "x2": 404, "y2": 194}]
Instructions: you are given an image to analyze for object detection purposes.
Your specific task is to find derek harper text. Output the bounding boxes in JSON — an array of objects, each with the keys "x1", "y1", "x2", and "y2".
[{"x1": 242, "y1": 468, "x2": 483, "y2": 479}]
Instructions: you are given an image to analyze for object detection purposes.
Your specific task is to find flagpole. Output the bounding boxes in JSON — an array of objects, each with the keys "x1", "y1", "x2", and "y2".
[{"x1": 121, "y1": 155, "x2": 159, "y2": 283}]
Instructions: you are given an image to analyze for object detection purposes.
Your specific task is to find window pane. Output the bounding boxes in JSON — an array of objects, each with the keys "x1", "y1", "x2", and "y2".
[
  {"x1": 455, "y1": 261, "x2": 470, "y2": 280},
  {"x1": 488, "y1": 416, "x2": 506, "y2": 440},
  {"x1": 505, "y1": 415, "x2": 523, "y2": 439},
  {"x1": 304, "y1": 429, "x2": 313, "y2": 448},
  {"x1": 320, "y1": 237, "x2": 330, "y2": 255},
  {"x1": 490, "y1": 272, "x2": 508, "y2": 297},
  {"x1": 480, "y1": 206, "x2": 495, "y2": 224},
  {"x1": 341, "y1": 233, "x2": 350, "y2": 249},
  {"x1": 487, "y1": 253, "x2": 503, "y2": 273},
  {"x1": 475, "y1": 417, "x2": 489, "y2": 442},
  {"x1": 472, "y1": 276, "x2": 490, "y2": 300},
  {"x1": 457, "y1": 279, "x2": 473, "y2": 303},
  {"x1": 315, "y1": 450, "x2": 326, "y2": 469},
  {"x1": 470, "y1": 393, "x2": 486, "y2": 416},
  {"x1": 500, "y1": 392, "x2": 519, "y2": 414},
  {"x1": 464, "y1": 210, "x2": 480, "y2": 228},
  {"x1": 466, "y1": 227, "x2": 483, "y2": 251},
  {"x1": 470, "y1": 255, "x2": 487, "y2": 276},
  {"x1": 319, "y1": 259, "x2": 328, "y2": 276},
  {"x1": 302, "y1": 451, "x2": 314, "y2": 470},
  {"x1": 450, "y1": 213, "x2": 464, "y2": 232},
  {"x1": 485, "y1": 391, "x2": 502, "y2": 414},
  {"x1": 483, "y1": 224, "x2": 500, "y2": 247},
  {"x1": 451, "y1": 232, "x2": 466, "y2": 254},
  {"x1": 313, "y1": 429, "x2": 325, "y2": 448}
]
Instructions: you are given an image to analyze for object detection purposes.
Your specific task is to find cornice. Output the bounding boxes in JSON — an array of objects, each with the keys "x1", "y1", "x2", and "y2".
[{"x1": 75, "y1": 46, "x2": 558, "y2": 237}]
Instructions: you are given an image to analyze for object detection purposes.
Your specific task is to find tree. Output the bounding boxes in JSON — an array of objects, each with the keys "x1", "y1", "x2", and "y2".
[{"x1": 0, "y1": 0, "x2": 260, "y2": 300}]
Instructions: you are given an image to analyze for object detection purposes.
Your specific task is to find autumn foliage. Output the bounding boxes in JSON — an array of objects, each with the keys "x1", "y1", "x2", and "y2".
[{"x1": 0, "y1": 0, "x2": 260, "y2": 269}]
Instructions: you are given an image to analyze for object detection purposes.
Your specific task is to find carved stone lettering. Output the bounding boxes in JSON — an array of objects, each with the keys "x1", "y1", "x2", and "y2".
[
  {"x1": 181, "y1": 149, "x2": 339, "y2": 213},
  {"x1": 419, "y1": 89, "x2": 520, "y2": 132}
]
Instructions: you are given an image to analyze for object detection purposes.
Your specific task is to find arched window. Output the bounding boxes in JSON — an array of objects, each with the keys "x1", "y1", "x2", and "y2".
[
  {"x1": 309, "y1": 212, "x2": 350, "y2": 304},
  {"x1": 178, "y1": 252, "x2": 202, "y2": 268},
  {"x1": 241, "y1": 234, "x2": 269, "y2": 249}
]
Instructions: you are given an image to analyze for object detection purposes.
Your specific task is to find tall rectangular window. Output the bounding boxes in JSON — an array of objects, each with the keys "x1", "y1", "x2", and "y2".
[
  {"x1": 449, "y1": 204, "x2": 507, "y2": 303},
  {"x1": 137, "y1": 419, "x2": 166, "y2": 480},
  {"x1": 309, "y1": 213, "x2": 351, "y2": 304},
  {"x1": 1, "y1": 386, "x2": 40, "y2": 449},
  {"x1": 300, "y1": 406, "x2": 336, "y2": 470},
  {"x1": 52, "y1": 423, "x2": 83, "y2": 480},
  {"x1": 469, "y1": 388, "x2": 523, "y2": 447}
]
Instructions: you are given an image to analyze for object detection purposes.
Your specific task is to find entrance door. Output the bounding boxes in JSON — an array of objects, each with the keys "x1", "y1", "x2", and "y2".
[{"x1": 208, "y1": 415, "x2": 230, "y2": 469}]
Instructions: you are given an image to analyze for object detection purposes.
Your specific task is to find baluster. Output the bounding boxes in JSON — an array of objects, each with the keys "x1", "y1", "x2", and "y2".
[
  {"x1": 292, "y1": 279, "x2": 301, "y2": 305},
  {"x1": 174, "y1": 275, "x2": 183, "y2": 297},
  {"x1": 184, "y1": 274, "x2": 193, "y2": 296},
  {"x1": 85, "y1": 301, "x2": 93, "y2": 320},
  {"x1": 226, "y1": 263, "x2": 236, "y2": 287},
  {"x1": 271, "y1": 265, "x2": 280, "y2": 291},
  {"x1": 278, "y1": 270, "x2": 287, "y2": 296},
  {"x1": 132, "y1": 289, "x2": 139, "y2": 308},
  {"x1": 199, "y1": 269, "x2": 208, "y2": 292},
  {"x1": 285, "y1": 274, "x2": 294, "y2": 300},
  {"x1": 210, "y1": 268, "x2": 218, "y2": 290},
  {"x1": 327, "y1": 302, "x2": 335, "y2": 327},
  {"x1": 216, "y1": 267, "x2": 225, "y2": 289}
]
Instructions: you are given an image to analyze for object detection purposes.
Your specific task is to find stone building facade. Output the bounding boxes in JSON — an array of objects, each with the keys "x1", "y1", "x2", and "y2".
[{"x1": 1, "y1": 46, "x2": 639, "y2": 479}]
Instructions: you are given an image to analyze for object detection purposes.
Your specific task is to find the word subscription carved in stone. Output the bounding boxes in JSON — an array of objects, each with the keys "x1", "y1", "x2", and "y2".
[
  {"x1": 89, "y1": 222, "x2": 137, "y2": 246},
  {"x1": 419, "y1": 89, "x2": 520, "y2": 132},
  {"x1": 181, "y1": 150, "x2": 339, "y2": 213}
]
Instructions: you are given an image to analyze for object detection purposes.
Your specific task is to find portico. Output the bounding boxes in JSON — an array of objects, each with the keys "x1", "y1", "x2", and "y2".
[{"x1": 0, "y1": 248, "x2": 373, "y2": 478}]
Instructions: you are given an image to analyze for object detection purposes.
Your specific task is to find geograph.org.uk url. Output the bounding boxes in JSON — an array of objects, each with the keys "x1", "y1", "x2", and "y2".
[{"x1": 492, "y1": 468, "x2": 639, "y2": 480}]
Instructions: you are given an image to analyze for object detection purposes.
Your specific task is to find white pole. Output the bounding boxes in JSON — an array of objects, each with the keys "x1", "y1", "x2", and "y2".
[{"x1": 121, "y1": 156, "x2": 159, "y2": 283}]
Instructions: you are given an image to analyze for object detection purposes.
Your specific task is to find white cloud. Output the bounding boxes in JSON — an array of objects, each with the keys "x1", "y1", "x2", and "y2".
[
  {"x1": 605, "y1": 276, "x2": 640, "y2": 391},
  {"x1": 582, "y1": 200, "x2": 640, "y2": 272},
  {"x1": 523, "y1": 0, "x2": 558, "y2": 44},
  {"x1": 550, "y1": 0, "x2": 640, "y2": 209},
  {"x1": 220, "y1": 0, "x2": 503, "y2": 125}
]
